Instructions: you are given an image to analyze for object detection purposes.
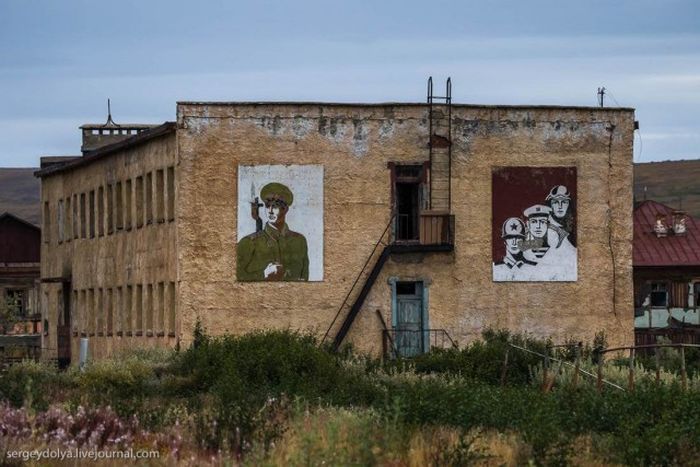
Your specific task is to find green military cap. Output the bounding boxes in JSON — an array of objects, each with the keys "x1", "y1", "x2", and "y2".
[{"x1": 260, "y1": 182, "x2": 293, "y2": 206}]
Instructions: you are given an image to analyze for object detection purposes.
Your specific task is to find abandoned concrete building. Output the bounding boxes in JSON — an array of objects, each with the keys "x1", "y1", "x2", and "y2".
[{"x1": 36, "y1": 84, "x2": 636, "y2": 363}]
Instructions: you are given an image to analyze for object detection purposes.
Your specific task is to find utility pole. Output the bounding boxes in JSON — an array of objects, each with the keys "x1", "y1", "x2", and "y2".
[{"x1": 597, "y1": 87, "x2": 606, "y2": 108}]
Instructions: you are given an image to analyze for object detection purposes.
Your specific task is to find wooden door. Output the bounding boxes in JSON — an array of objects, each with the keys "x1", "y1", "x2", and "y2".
[{"x1": 395, "y1": 282, "x2": 424, "y2": 357}]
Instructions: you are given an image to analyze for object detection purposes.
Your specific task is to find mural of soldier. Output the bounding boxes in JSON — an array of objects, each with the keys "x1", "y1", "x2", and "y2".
[
  {"x1": 237, "y1": 182, "x2": 309, "y2": 281},
  {"x1": 492, "y1": 166, "x2": 577, "y2": 282},
  {"x1": 522, "y1": 204, "x2": 552, "y2": 260},
  {"x1": 493, "y1": 217, "x2": 536, "y2": 281},
  {"x1": 546, "y1": 185, "x2": 576, "y2": 246}
]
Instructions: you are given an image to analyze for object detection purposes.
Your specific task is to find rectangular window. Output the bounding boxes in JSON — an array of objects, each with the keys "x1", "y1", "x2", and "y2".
[
  {"x1": 57, "y1": 199, "x2": 64, "y2": 243},
  {"x1": 72, "y1": 290, "x2": 78, "y2": 334},
  {"x1": 107, "y1": 184, "x2": 114, "y2": 235},
  {"x1": 97, "y1": 186, "x2": 104, "y2": 237},
  {"x1": 167, "y1": 282, "x2": 176, "y2": 335},
  {"x1": 65, "y1": 196, "x2": 72, "y2": 241},
  {"x1": 73, "y1": 194, "x2": 79, "y2": 240},
  {"x1": 167, "y1": 166, "x2": 175, "y2": 221},
  {"x1": 146, "y1": 172, "x2": 154, "y2": 225},
  {"x1": 96, "y1": 288, "x2": 104, "y2": 336},
  {"x1": 5, "y1": 289, "x2": 27, "y2": 317},
  {"x1": 115, "y1": 286, "x2": 122, "y2": 335},
  {"x1": 146, "y1": 283, "x2": 154, "y2": 335},
  {"x1": 80, "y1": 289, "x2": 86, "y2": 335},
  {"x1": 80, "y1": 193, "x2": 87, "y2": 238},
  {"x1": 43, "y1": 291, "x2": 49, "y2": 334},
  {"x1": 125, "y1": 285, "x2": 133, "y2": 334},
  {"x1": 125, "y1": 179, "x2": 133, "y2": 230},
  {"x1": 650, "y1": 283, "x2": 668, "y2": 308},
  {"x1": 157, "y1": 281, "x2": 165, "y2": 334},
  {"x1": 136, "y1": 176, "x2": 144, "y2": 228},
  {"x1": 43, "y1": 201, "x2": 50, "y2": 244},
  {"x1": 669, "y1": 281, "x2": 689, "y2": 309},
  {"x1": 115, "y1": 182, "x2": 123, "y2": 230},
  {"x1": 88, "y1": 288, "x2": 95, "y2": 335},
  {"x1": 156, "y1": 169, "x2": 165, "y2": 223},
  {"x1": 135, "y1": 284, "x2": 143, "y2": 335},
  {"x1": 57, "y1": 289, "x2": 64, "y2": 326},
  {"x1": 106, "y1": 288, "x2": 113, "y2": 335},
  {"x1": 89, "y1": 190, "x2": 96, "y2": 238}
]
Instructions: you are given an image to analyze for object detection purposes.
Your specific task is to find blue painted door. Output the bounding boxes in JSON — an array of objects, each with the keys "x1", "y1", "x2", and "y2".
[{"x1": 395, "y1": 282, "x2": 424, "y2": 357}]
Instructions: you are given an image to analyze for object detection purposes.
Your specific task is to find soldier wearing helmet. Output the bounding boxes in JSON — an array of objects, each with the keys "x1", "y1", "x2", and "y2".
[
  {"x1": 237, "y1": 182, "x2": 309, "y2": 281},
  {"x1": 493, "y1": 217, "x2": 537, "y2": 281}
]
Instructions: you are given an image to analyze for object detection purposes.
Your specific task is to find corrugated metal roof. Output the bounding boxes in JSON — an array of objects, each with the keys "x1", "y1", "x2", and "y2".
[{"x1": 634, "y1": 200, "x2": 700, "y2": 266}]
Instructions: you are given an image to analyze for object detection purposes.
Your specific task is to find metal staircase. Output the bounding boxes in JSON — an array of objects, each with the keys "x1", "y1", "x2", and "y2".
[
  {"x1": 427, "y1": 77, "x2": 452, "y2": 212},
  {"x1": 322, "y1": 78, "x2": 456, "y2": 352}
]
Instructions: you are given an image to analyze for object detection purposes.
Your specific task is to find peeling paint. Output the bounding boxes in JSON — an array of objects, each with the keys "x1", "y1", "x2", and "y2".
[{"x1": 352, "y1": 119, "x2": 369, "y2": 157}]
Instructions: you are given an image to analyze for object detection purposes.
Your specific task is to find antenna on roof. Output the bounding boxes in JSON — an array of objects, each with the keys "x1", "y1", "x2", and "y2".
[
  {"x1": 597, "y1": 87, "x2": 606, "y2": 108},
  {"x1": 104, "y1": 98, "x2": 118, "y2": 127}
]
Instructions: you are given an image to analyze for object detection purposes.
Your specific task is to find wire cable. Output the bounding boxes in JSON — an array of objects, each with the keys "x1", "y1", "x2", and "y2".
[{"x1": 635, "y1": 127, "x2": 644, "y2": 162}]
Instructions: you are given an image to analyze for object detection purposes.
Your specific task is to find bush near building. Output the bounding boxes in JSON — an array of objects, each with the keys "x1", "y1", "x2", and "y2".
[{"x1": 1, "y1": 328, "x2": 699, "y2": 466}]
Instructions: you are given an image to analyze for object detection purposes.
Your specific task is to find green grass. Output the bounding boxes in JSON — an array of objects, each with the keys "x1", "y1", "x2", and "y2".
[{"x1": 2, "y1": 328, "x2": 700, "y2": 465}]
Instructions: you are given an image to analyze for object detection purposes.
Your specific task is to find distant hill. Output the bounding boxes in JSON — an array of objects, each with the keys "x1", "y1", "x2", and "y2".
[
  {"x1": 0, "y1": 168, "x2": 40, "y2": 226},
  {"x1": 634, "y1": 160, "x2": 700, "y2": 218}
]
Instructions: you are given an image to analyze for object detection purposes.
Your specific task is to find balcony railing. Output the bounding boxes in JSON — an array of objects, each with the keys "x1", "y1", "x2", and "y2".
[
  {"x1": 382, "y1": 328, "x2": 457, "y2": 359},
  {"x1": 0, "y1": 314, "x2": 42, "y2": 335},
  {"x1": 395, "y1": 211, "x2": 455, "y2": 246}
]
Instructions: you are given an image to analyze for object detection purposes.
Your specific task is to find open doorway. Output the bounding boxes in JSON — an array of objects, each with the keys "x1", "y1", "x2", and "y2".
[{"x1": 392, "y1": 164, "x2": 425, "y2": 242}]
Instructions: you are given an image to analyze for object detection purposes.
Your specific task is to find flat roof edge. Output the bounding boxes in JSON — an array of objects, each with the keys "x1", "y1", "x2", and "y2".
[{"x1": 177, "y1": 101, "x2": 635, "y2": 111}]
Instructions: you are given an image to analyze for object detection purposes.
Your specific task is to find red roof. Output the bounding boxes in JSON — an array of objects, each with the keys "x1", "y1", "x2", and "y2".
[{"x1": 634, "y1": 200, "x2": 700, "y2": 267}]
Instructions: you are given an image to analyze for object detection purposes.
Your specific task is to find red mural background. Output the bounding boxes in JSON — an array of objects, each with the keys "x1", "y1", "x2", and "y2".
[{"x1": 491, "y1": 166, "x2": 577, "y2": 263}]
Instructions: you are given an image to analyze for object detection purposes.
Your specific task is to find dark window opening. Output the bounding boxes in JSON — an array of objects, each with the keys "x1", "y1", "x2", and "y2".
[
  {"x1": 395, "y1": 182, "x2": 420, "y2": 241},
  {"x1": 396, "y1": 282, "x2": 419, "y2": 296},
  {"x1": 650, "y1": 283, "x2": 668, "y2": 308},
  {"x1": 5, "y1": 289, "x2": 27, "y2": 317}
]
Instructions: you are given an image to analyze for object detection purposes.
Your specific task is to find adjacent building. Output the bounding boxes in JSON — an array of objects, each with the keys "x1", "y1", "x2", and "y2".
[
  {"x1": 36, "y1": 93, "x2": 636, "y2": 363},
  {"x1": 0, "y1": 212, "x2": 41, "y2": 360},
  {"x1": 633, "y1": 200, "x2": 700, "y2": 345}
]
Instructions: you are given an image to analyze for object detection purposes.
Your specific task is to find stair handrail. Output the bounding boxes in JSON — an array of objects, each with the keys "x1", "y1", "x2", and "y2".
[{"x1": 322, "y1": 213, "x2": 396, "y2": 344}]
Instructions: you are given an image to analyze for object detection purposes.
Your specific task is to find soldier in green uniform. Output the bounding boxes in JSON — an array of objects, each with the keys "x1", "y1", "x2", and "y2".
[{"x1": 237, "y1": 182, "x2": 309, "y2": 281}]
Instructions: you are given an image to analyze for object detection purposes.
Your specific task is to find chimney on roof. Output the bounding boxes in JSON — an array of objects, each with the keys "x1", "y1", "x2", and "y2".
[
  {"x1": 80, "y1": 99, "x2": 158, "y2": 154},
  {"x1": 653, "y1": 214, "x2": 668, "y2": 238},
  {"x1": 671, "y1": 210, "x2": 687, "y2": 236}
]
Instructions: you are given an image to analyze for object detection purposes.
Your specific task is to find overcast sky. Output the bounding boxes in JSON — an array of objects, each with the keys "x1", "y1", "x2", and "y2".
[{"x1": 1, "y1": 0, "x2": 698, "y2": 167}]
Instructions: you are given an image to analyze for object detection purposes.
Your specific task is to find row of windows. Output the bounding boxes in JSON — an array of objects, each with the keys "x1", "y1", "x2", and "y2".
[
  {"x1": 69, "y1": 282, "x2": 176, "y2": 338},
  {"x1": 637, "y1": 281, "x2": 700, "y2": 309},
  {"x1": 84, "y1": 128, "x2": 146, "y2": 136},
  {"x1": 44, "y1": 166, "x2": 175, "y2": 244}
]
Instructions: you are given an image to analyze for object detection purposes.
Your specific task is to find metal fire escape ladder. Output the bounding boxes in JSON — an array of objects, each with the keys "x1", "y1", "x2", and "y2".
[
  {"x1": 331, "y1": 245, "x2": 394, "y2": 351},
  {"x1": 323, "y1": 215, "x2": 395, "y2": 351},
  {"x1": 427, "y1": 77, "x2": 452, "y2": 213},
  {"x1": 324, "y1": 78, "x2": 455, "y2": 352}
]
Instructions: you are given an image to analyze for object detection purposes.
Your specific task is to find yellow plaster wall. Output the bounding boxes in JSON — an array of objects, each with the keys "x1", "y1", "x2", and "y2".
[{"x1": 176, "y1": 103, "x2": 634, "y2": 354}]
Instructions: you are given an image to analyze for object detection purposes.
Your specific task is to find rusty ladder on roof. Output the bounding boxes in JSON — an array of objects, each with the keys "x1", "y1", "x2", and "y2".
[{"x1": 428, "y1": 77, "x2": 452, "y2": 213}]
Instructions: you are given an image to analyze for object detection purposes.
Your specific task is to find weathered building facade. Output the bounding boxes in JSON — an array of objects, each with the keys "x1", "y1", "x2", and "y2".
[
  {"x1": 37, "y1": 98, "x2": 636, "y2": 362},
  {"x1": 0, "y1": 212, "x2": 41, "y2": 359}
]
